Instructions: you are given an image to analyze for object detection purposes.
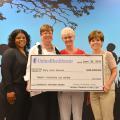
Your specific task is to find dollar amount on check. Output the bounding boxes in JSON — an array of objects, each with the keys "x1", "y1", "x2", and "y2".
[{"x1": 30, "y1": 55, "x2": 104, "y2": 91}]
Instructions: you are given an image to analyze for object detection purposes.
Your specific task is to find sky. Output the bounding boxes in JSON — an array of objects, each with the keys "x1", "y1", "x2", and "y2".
[
  {"x1": 0, "y1": 0, "x2": 120, "y2": 55},
  {"x1": 0, "y1": 0, "x2": 120, "y2": 82}
]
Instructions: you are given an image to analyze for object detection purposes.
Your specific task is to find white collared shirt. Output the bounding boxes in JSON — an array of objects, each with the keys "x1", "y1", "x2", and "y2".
[{"x1": 24, "y1": 42, "x2": 57, "y2": 96}]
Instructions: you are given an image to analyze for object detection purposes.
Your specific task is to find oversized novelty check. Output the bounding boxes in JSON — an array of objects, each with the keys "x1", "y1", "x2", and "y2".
[{"x1": 30, "y1": 55, "x2": 104, "y2": 91}]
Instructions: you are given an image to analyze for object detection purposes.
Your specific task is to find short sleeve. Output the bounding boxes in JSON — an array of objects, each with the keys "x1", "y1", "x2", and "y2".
[{"x1": 106, "y1": 51, "x2": 117, "y2": 70}]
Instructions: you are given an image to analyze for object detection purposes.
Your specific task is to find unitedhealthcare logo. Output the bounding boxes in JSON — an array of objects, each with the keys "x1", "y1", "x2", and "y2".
[
  {"x1": 33, "y1": 57, "x2": 37, "y2": 64},
  {"x1": 32, "y1": 57, "x2": 73, "y2": 64}
]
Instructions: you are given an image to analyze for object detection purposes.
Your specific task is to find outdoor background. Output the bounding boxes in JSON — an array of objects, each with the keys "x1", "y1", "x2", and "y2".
[{"x1": 0, "y1": 0, "x2": 120, "y2": 82}]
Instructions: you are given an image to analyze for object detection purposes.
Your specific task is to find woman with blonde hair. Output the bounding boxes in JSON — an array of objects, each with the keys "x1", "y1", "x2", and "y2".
[{"x1": 58, "y1": 27, "x2": 85, "y2": 120}]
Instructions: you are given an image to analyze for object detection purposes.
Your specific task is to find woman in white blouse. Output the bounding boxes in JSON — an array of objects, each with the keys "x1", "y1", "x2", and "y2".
[{"x1": 24, "y1": 24, "x2": 60, "y2": 120}]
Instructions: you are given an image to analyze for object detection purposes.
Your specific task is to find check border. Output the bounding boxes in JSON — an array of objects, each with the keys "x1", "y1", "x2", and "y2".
[{"x1": 30, "y1": 55, "x2": 104, "y2": 92}]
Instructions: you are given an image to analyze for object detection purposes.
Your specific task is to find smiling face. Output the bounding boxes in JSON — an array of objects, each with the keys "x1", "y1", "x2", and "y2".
[
  {"x1": 40, "y1": 24, "x2": 53, "y2": 44},
  {"x1": 89, "y1": 38, "x2": 103, "y2": 51},
  {"x1": 88, "y1": 30, "x2": 104, "y2": 52},
  {"x1": 41, "y1": 30, "x2": 53, "y2": 43},
  {"x1": 62, "y1": 33, "x2": 75, "y2": 47},
  {"x1": 15, "y1": 32, "x2": 27, "y2": 49},
  {"x1": 61, "y1": 27, "x2": 75, "y2": 48}
]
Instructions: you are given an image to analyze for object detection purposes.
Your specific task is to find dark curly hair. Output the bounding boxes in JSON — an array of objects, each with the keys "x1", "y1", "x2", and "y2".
[{"x1": 8, "y1": 29, "x2": 31, "y2": 52}]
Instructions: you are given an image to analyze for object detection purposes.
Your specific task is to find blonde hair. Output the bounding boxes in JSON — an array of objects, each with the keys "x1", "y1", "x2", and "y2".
[{"x1": 61, "y1": 27, "x2": 75, "y2": 36}]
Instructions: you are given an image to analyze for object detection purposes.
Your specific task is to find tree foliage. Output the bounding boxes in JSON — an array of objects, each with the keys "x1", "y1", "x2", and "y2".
[{"x1": 0, "y1": 0, "x2": 95, "y2": 29}]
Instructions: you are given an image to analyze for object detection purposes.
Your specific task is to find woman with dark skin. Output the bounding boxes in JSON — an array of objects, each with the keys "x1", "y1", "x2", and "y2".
[{"x1": 1, "y1": 29, "x2": 31, "y2": 120}]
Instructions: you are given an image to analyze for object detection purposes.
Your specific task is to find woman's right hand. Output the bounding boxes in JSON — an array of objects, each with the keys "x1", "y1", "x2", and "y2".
[
  {"x1": 6, "y1": 91, "x2": 16, "y2": 104},
  {"x1": 26, "y1": 80, "x2": 30, "y2": 92}
]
